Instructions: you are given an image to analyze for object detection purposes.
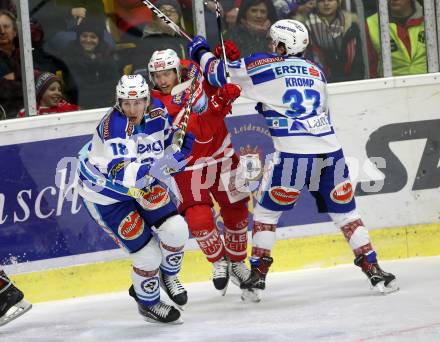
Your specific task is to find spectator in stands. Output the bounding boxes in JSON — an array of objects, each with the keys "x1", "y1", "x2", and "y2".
[
  {"x1": 29, "y1": 0, "x2": 114, "y2": 56},
  {"x1": 30, "y1": 20, "x2": 78, "y2": 104},
  {"x1": 202, "y1": 0, "x2": 241, "y2": 44},
  {"x1": 124, "y1": 0, "x2": 188, "y2": 78},
  {"x1": 223, "y1": 1, "x2": 242, "y2": 30},
  {"x1": 224, "y1": 0, "x2": 278, "y2": 57},
  {"x1": 63, "y1": 18, "x2": 119, "y2": 110},
  {"x1": 274, "y1": 0, "x2": 316, "y2": 19},
  {"x1": 17, "y1": 71, "x2": 79, "y2": 117},
  {"x1": 366, "y1": 0, "x2": 426, "y2": 77},
  {"x1": 141, "y1": 0, "x2": 187, "y2": 55},
  {"x1": 299, "y1": 0, "x2": 364, "y2": 82},
  {"x1": 0, "y1": 9, "x2": 23, "y2": 120}
]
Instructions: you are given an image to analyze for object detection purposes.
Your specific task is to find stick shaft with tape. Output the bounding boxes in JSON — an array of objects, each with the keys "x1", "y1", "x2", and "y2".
[{"x1": 214, "y1": 0, "x2": 231, "y2": 83}]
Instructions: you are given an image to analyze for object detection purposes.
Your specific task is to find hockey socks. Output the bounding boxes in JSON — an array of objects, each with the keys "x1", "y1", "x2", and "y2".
[{"x1": 185, "y1": 205, "x2": 226, "y2": 263}]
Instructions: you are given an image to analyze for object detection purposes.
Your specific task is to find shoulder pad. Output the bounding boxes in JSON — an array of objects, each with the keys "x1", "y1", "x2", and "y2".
[
  {"x1": 98, "y1": 108, "x2": 131, "y2": 141},
  {"x1": 304, "y1": 59, "x2": 327, "y2": 82}
]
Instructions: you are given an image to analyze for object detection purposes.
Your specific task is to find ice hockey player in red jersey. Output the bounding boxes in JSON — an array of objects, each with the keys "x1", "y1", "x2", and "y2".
[{"x1": 148, "y1": 47, "x2": 251, "y2": 294}]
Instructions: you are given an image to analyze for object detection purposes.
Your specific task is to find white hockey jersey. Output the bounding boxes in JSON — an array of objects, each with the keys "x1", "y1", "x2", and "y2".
[
  {"x1": 76, "y1": 98, "x2": 173, "y2": 205},
  {"x1": 200, "y1": 52, "x2": 341, "y2": 154}
]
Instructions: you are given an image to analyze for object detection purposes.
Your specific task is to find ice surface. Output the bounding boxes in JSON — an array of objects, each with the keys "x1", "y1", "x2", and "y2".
[{"x1": 1, "y1": 256, "x2": 439, "y2": 342}]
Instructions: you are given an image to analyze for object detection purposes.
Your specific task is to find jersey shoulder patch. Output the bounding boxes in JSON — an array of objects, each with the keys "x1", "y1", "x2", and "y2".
[
  {"x1": 98, "y1": 108, "x2": 130, "y2": 141},
  {"x1": 148, "y1": 98, "x2": 166, "y2": 118},
  {"x1": 303, "y1": 58, "x2": 327, "y2": 82},
  {"x1": 244, "y1": 53, "x2": 284, "y2": 70}
]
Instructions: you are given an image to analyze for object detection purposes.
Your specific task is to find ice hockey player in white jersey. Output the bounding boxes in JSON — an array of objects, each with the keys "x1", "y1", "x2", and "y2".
[
  {"x1": 0, "y1": 269, "x2": 32, "y2": 326},
  {"x1": 76, "y1": 74, "x2": 195, "y2": 323},
  {"x1": 188, "y1": 19, "x2": 398, "y2": 301}
]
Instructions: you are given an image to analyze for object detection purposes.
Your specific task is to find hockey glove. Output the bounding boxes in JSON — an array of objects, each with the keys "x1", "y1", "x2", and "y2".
[
  {"x1": 149, "y1": 133, "x2": 194, "y2": 180},
  {"x1": 180, "y1": 62, "x2": 201, "y2": 81},
  {"x1": 208, "y1": 83, "x2": 242, "y2": 116},
  {"x1": 213, "y1": 40, "x2": 241, "y2": 61},
  {"x1": 187, "y1": 35, "x2": 211, "y2": 64}
]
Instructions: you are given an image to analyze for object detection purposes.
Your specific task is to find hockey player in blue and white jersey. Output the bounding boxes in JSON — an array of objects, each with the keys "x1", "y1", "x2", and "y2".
[
  {"x1": 188, "y1": 19, "x2": 398, "y2": 301},
  {"x1": 76, "y1": 74, "x2": 195, "y2": 324}
]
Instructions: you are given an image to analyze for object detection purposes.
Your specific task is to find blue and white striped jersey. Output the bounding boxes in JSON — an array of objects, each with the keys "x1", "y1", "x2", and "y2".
[
  {"x1": 76, "y1": 98, "x2": 173, "y2": 205},
  {"x1": 200, "y1": 51, "x2": 341, "y2": 154}
]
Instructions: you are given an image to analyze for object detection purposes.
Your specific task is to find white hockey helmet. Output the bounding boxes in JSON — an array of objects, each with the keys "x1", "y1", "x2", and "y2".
[
  {"x1": 116, "y1": 74, "x2": 149, "y2": 100},
  {"x1": 148, "y1": 49, "x2": 181, "y2": 84},
  {"x1": 269, "y1": 19, "x2": 309, "y2": 56}
]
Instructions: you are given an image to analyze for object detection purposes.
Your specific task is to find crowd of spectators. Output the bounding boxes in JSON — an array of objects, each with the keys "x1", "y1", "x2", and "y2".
[{"x1": 0, "y1": 0, "x2": 430, "y2": 119}]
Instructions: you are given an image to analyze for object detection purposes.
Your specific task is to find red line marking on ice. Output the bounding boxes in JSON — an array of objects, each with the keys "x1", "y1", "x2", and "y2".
[{"x1": 353, "y1": 322, "x2": 440, "y2": 341}]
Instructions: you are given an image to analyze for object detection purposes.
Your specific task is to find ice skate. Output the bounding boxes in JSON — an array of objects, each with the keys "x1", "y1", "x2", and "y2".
[
  {"x1": 354, "y1": 252, "x2": 399, "y2": 294},
  {"x1": 230, "y1": 261, "x2": 251, "y2": 287},
  {"x1": 129, "y1": 285, "x2": 182, "y2": 324},
  {"x1": 0, "y1": 271, "x2": 32, "y2": 326},
  {"x1": 160, "y1": 272, "x2": 188, "y2": 307},
  {"x1": 240, "y1": 256, "x2": 273, "y2": 303},
  {"x1": 212, "y1": 256, "x2": 230, "y2": 295}
]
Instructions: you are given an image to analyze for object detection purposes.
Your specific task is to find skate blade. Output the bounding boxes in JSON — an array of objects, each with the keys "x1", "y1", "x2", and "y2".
[
  {"x1": 0, "y1": 299, "x2": 32, "y2": 326},
  {"x1": 230, "y1": 274, "x2": 241, "y2": 288},
  {"x1": 372, "y1": 280, "x2": 399, "y2": 295},
  {"x1": 143, "y1": 316, "x2": 184, "y2": 325},
  {"x1": 220, "y1": 280, "x2": 229, "y2": 296},
  {"x1": 240, "y1": 289, "x2": 262, "y2": 303}
]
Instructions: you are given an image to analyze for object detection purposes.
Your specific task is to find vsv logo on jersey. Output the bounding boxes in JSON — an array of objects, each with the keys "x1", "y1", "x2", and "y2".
[
  {"x1": 118, "y1": 211, "x2": 144, "y2": 240},
  {"x1": 166, "y1": 253, "x2": 183, "y2": 267},
  {"x1": 141, "y1": 277, "x2": 159, "y2": 294},
  {"x1": 331, "y1": 180, "x2": 354, "y2": 204},
  {"x1": 137, "y1": 141, "x2": 163, "y2": 154}
]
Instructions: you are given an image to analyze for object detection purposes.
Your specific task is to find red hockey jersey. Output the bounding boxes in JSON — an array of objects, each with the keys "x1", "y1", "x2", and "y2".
[{"x1": 151, "y1": 62, "x2": 233, "y2": 170}]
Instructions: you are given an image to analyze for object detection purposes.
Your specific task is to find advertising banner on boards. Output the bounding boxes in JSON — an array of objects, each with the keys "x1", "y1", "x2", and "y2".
[{"x1": 1, "y1": 76, "x2": 439, "y2": 267}]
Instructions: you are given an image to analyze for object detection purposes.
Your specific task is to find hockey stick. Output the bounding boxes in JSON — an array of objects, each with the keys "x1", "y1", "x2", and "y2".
[
  {"x1": 172, "y1": 76, "x2": 198, "y2": 150},
  {"x1": 142, "y1": 0, "x2": 192, "y2": 41},
  {"x1": 213, "y1": 0, "x2": 231, "y2": 83},
  {"x1": 165, "y1": 76, "x2": 198, "y2": 174},
  {"x1": 171, "y1": 77, "x2": 193, "y2": 96}
]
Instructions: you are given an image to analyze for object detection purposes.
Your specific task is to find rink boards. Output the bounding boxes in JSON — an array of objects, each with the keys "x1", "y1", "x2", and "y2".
[{"x1": 1, "y1": 73, "x2": 439, "y2": 302}]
